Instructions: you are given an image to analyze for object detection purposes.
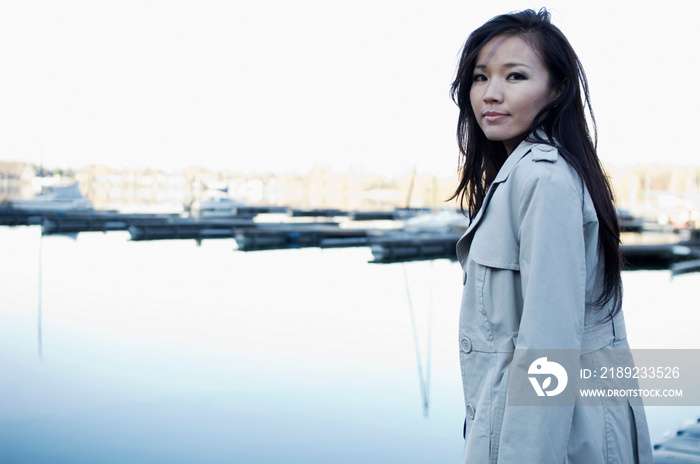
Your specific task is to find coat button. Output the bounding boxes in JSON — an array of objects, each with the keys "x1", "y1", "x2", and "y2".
[
  {"x1": 460, "y1": 337, "x2": 472, "y2": 353},
  {"x1": 466, "y1": 404, "x2": 476, "y2": 419}
]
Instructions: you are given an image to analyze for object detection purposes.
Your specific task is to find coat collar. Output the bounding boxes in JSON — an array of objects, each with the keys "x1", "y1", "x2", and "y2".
[
  {"x1": 492, "y1": 138, "x2": 539, "y2": 184},
  {"x1": 455, "y1": 138, "x2": 549, "y2": 266}
]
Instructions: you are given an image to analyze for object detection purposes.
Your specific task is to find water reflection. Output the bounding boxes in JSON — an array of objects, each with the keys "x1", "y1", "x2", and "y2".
[
  {"x1": 37, "y1": 230, "x2": 43, "y2": 360},
  {"x1": 403, "y1": 264, "x2": 433, "y2": 417},
  {"x1": 1, "y1": 226, "x2": 699, "y2": 462},
  {"x1": 1, "y1": 227, "x2": 465, "y2": 463}
]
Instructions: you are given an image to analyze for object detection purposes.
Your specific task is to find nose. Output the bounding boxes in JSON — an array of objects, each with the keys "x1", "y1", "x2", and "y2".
[{"x1": 483, "y1": 79, "x2": 503, "y2": 103}]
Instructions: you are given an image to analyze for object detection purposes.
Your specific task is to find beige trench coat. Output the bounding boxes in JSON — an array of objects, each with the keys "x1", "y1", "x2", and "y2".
[{"x1": 456, "y1": 139, "x2": 653, "y2": 463}]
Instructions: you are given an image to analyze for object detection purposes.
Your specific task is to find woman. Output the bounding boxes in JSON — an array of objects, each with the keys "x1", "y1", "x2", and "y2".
[{"x1": 451, "y1": 9, "x2": 653, "y2": 464}]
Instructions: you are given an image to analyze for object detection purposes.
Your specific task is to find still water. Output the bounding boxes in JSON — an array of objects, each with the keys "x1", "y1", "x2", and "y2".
[{"x1": 1, "y1": 226, "x2": 699, "y2": 463}]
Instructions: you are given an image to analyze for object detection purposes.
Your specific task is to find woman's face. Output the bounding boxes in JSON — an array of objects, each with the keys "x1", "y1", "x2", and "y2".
[{"x1": 470, "y1": 35, "x2": 559, "y2": 154}]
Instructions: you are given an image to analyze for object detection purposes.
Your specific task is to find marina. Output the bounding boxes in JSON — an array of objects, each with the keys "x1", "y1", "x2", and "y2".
[
  {"x1": 1, "y1": 215, "x2": 700, "y2": 462},
  {"x1": 1, "y1": 1, "x2": 698, "y2": 461},
  {"x1": 2, "y1": 204, "x2": 700, "y2": 271},
  {"x1": 2, "y1": 196, "x2": 700, "y2": 463},
  {"x1": 1, "y1": 226, "x2": 699, "y2": 463}
]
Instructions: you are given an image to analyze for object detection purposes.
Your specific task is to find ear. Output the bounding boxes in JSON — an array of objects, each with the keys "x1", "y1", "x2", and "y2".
[{"x1": 550, "y1": 79, "x2": 566, "y2": 101}]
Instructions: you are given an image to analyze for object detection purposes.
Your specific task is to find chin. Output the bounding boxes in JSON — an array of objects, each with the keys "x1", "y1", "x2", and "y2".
[
  {"x1": 482, "y1": 132, "x2": 512, "y2": 143},
  {"x1": 482, "y1": 128, "x2": 525, "y2": 144}
]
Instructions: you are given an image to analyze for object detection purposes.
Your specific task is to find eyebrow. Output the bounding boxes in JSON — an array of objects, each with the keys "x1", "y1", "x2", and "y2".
[{"x1": 474, "y1": 62, "x2": 533, "y2": 70}]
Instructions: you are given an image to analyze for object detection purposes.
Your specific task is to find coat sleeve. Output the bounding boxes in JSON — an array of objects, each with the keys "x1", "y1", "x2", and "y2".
[{"x1": 496, "y1": 162, "x2": 586, "y2": 463}]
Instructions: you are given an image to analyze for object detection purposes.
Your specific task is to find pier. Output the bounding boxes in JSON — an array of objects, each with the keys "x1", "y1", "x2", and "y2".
[
  {"x1": 654, "y1": 419, "x2": 700, "y2": 463},
  {"x1": 2, "y1": 205, "x2": 700, "y2": 273}
]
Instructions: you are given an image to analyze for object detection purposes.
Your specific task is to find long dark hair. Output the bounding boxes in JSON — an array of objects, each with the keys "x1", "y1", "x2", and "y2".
[{"x1": 450, "y1": 8, "x2": 622, "y2": 314}]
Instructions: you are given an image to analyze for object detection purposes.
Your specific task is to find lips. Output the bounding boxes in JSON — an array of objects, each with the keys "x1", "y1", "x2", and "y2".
[{"x1": 483, "y1": 111, "x2": 508, "y2": 122}]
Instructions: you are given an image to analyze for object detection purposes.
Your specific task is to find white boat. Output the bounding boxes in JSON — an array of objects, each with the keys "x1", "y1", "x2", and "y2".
[
  {"x1": 11, "y1": 183, "x2": 93, "y2": 212},
  {"x1": 403, "y1": 208, "x2": 469, "y2": 235},
  {"x1": 190, "y1": 196, "x2": 245, "y2": 218}
]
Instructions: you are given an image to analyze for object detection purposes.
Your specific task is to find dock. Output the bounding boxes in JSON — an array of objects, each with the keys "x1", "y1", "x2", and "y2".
[
  {"x1": 369, "y1": 233, "x2": 461, "y2": 263},
  {"x1": 129, "y1": 217, "x2": 258, "y2": 241},
  {"x1": 235, "y1": 225, "x2": 371, "y2": 251},
  {"x1": 654, "y1": 418, "x2": 700, "y2": 463},
  {"x1": 3, "y1": 205, "x2": 700, "y2": 273}
]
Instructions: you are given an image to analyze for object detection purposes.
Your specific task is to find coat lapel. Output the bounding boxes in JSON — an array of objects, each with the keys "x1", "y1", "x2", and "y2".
[{"x1": 455, "y1": 140, "x2": 536, "y2": 266}]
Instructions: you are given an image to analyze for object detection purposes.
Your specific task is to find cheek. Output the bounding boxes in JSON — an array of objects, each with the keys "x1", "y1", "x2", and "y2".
[
  {"x1": 470, "y1": 103, "x2": 479, "y2": 122},
  {"x1": 515, "y1": 90, "x2": 550, "y2": 124},
  {"x1": 469, "y1": 90, "x2": 479, "y2": 114},
  {"x1": 532, "y1": 86, "x2": 555, "y2": 113}
]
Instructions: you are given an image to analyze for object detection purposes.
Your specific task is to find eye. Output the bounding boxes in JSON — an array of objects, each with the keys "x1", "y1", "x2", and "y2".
[
  {"x1": 507, "y1": 72, "x2": 528, "y2": 81},
  {"x1": 472, "y1": 73, "x2": 487, "y2": 82}
]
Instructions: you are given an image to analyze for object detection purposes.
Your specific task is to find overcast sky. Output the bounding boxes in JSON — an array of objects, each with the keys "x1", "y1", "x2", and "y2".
[{"x1": 0, "y1": 0, "x2": 697, "y2": 177}]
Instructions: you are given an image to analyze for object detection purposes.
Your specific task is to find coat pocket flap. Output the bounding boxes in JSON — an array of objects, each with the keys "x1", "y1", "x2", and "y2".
[{"x1": 469, "y1": 250, "x2": 520, "y2": 271}]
